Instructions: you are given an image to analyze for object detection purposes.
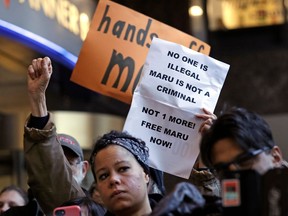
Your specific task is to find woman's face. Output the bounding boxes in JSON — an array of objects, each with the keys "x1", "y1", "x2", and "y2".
[{"x1": 94, "y1": 145, "x2": 150, "y2": 215}]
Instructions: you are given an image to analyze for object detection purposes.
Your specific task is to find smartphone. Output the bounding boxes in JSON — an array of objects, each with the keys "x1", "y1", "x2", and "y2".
[{"x1": 53, "y1": 205, "x2": 81, "y2": 216}]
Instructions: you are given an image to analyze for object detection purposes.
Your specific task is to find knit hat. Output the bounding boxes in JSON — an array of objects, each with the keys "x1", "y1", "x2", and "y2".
[{"x1": 58, "y1": 134, "x2": 84, "y2": 161}]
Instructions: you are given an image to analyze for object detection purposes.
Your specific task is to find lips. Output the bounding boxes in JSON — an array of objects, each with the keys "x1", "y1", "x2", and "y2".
[{"x1": 111, "y1": 190, "x2": 125, "y2": 198}]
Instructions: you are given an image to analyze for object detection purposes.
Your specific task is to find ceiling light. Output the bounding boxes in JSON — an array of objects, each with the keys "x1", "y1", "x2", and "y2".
[{"x1": 189, "y1": 5, "x2": 203, "y2": 17}]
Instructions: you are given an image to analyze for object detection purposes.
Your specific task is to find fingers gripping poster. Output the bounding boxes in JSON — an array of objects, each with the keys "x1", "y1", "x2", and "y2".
[{"x1": 123, "y1": 38, "x2": 230, "y2": 179}]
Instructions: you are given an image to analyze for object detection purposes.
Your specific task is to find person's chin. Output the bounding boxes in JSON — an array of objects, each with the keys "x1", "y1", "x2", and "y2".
[
  {"x1": 110, "y1": 195, "x2": 132, "y2": 209},
  {"x1": 111, "y1": 202, "x2": 133, "y2": 214}
]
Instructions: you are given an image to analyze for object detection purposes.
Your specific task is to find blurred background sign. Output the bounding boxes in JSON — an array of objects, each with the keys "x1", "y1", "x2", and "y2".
[
  {"x1": 208, "y1": 0, "x2": 285, "y2": 30},
  {"x1": 0, "y1": 0, "x2": 97, "y2": 68}
]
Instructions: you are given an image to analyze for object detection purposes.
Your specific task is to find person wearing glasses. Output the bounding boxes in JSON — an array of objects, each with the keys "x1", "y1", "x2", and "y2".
[{"x1": 200, "y1": 106, "x2": 288, "y2": 178}]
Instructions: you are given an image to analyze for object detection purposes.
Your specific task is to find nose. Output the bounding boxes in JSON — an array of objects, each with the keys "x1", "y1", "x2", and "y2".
[
  {"x1": 0, "y1": 203, "x2": 10, "y2": 213},
  {"x1": 109, "y1": 171, "x2": 121, "y2": 187}
]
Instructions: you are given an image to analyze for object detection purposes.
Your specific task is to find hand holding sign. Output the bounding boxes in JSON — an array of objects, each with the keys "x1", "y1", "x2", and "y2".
[{"x1": 196, "y1": 108, "x2": 217, "y2": 134}]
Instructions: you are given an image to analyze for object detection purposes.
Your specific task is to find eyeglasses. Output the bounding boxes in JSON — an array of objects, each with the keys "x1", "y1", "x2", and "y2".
[{"x1": 212, "y1": 146, "x2": 271, "y2": 177}]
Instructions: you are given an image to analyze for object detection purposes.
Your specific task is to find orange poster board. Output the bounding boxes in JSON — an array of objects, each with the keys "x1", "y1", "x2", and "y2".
[{"x1": 71, "y1": 0, "x2": 210, "y2": 104}]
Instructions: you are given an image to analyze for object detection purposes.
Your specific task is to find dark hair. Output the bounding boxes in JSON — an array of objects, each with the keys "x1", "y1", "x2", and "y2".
[
  {"x1": 0, "y1": 185, "x2": 29, "y2": 204},
  {"x1": 60, "y1": 197, "x2": 106, "y2": 216},
  {"x1": 200, "y1": 107, "x2": 275, "y2": 167},
  {"x1": 89, "y1": 130, "x2": 149, "y2": 181}
]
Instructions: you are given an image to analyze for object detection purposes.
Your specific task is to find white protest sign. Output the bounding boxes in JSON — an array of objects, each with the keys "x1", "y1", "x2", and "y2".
[{"x1": 123, "y1": 38, "x2": 230, "y2": 179}]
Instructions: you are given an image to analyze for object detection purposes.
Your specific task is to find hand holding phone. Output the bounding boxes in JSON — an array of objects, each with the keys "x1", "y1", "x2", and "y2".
[{"x1": 53, "y1": 205, "x2": 81, "y2": 216}]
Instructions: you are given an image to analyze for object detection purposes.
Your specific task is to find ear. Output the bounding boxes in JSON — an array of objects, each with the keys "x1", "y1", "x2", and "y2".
[
  {"x1": 92, "y1": 186, "x2": 104, "y2": 205},
  {"x1": 82, "y1": 160, "x2": 89, "y2": 175},
  {"x1": 144, "y1": 171, "x2": 150, "y2": 184},
  {"x1": 271, "y1": 146, "x2": 283, "y2": 167}
]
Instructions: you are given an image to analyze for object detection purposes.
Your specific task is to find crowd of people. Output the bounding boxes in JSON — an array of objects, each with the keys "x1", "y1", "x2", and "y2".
[{"x1": 0, "y1": 56, "x2": 286, "y2": 216}]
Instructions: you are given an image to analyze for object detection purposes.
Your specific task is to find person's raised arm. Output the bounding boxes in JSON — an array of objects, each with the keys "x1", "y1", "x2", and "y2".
[
  {"x1": 24, "y1": 57, "x2": 86, "y2": 215},
  {"x1": 27, "y1": 57, "x2": 52, "y2": 117}
]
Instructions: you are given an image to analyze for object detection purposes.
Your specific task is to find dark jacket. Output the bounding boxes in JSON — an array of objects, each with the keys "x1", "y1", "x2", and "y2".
[
  {"x1": 1, "y1": 199, "x2": 44, "y2": 216},
  {"x1": 149, "y1": 182, "x2": 222, "y2": 216},
  {"x1": 24, "y1": 114, "x2": 86, "y2": 215}
]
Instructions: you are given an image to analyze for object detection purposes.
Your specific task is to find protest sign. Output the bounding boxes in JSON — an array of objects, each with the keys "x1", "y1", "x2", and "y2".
[
  {"x1": 71, "y1": 0, "x2": 210, "y2": 104},
  {"x1": 123, "y1": 38, "x2": 230, "y2": 179}
]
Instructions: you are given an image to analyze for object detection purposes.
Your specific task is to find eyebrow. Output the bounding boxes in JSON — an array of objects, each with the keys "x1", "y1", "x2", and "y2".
[{"x1": 95, "y1": 160, "x2": 131, "y2": 174}]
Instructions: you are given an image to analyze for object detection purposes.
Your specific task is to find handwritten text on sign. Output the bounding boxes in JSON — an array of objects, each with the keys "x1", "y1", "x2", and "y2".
[{"x1": 71, "y1": 0, "x2": 210, "y2": 104}]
